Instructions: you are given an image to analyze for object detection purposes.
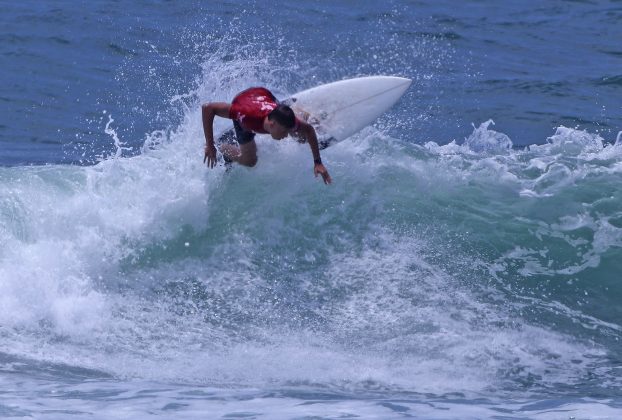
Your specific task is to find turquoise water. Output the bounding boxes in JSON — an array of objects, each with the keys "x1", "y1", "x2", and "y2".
[{"x1": 1, "y1": 1, "x2": 621, "y2": 418}]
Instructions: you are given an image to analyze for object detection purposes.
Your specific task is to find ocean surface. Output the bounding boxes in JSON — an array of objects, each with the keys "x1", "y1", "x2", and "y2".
[{"x1": 1, "y1": 0, "x2": 621, "y2": 418}]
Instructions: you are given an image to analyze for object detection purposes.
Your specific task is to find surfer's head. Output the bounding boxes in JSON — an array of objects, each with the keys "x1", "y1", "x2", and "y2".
[{"x1": 267, "y1": 104, "x2": 296, "y2": 139}]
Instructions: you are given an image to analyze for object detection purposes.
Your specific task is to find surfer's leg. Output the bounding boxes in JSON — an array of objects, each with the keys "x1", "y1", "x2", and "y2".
[
  {"x1": 221, "y1": 140, "x2": 257, "y2": 167},
  {"x1": 219, "y1": 143, "x2": 239, "y2": 162},
  {"x1": 238, "y1": 140, "x2": 258, "y2": 167},
  {"x1": 222, "y1": 121, "x2": 257, "y2": 167},
  {"x1": 216, "y1": 127, "x2": 236, "y2": 164}
]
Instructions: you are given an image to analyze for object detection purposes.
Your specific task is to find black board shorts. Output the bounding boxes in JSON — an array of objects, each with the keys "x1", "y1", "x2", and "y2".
[{"x1": 218, "y1": 120, "x2": 255, "y2": 146}]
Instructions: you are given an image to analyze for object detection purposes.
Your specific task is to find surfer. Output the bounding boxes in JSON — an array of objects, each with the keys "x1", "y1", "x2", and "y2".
[{"x1": 202, "y1": 87, "x2": 331, "y2": 185}]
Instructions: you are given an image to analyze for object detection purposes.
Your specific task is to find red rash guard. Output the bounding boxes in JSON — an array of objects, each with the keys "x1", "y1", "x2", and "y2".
[
  {"x1": 229, "y1": 87, "x2": 299, "y2": 133},
  {"x1": 229, "y1": 87, "x2": 277, "y2": 133}
]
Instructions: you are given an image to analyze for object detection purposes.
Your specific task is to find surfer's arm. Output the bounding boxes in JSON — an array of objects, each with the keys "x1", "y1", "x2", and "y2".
[
  {"x1": 294, "y1": 121, "x2": 332, "y2": 185},
  {"x1": 202, "y1": 102, "x2": 231, "y2": 168}
]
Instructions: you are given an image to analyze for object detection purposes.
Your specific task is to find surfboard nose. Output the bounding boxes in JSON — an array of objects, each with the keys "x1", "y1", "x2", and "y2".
[{"x1": 291, "y1": 75, "x2": 413, "y2": 143}]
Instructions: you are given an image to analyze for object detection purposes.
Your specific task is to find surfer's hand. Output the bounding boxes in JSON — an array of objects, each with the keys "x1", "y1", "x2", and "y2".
[
  {"x1": 314, "y1": 163, "x2": 332, "y2": 185},
  {"x1": 204, "y1": 144, "x2": 217, "y2": 168}
]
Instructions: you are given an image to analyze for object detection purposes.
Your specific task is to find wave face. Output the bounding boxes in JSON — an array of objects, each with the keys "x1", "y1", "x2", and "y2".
[
  {"x1": 1, "y1": 99, "x2": 621, "y2": 415},
  {"x1": 1, "y1": 1, "x2": 621, "y2": 418}
]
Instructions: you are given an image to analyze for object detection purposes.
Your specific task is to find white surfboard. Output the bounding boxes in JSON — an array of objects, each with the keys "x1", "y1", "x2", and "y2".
[{"x1": 286, "y1": 76, "x2": 412, "y2": 149}]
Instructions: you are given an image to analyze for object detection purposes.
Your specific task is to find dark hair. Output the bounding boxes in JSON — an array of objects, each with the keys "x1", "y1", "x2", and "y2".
[{"x1": 268, "y1": 104, "x2": 296, "y2": 129}]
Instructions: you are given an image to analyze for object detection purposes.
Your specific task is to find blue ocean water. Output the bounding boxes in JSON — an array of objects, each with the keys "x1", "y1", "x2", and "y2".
[{"x1": 1, "y1": 1, "x2": 621, "y2": 419}]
